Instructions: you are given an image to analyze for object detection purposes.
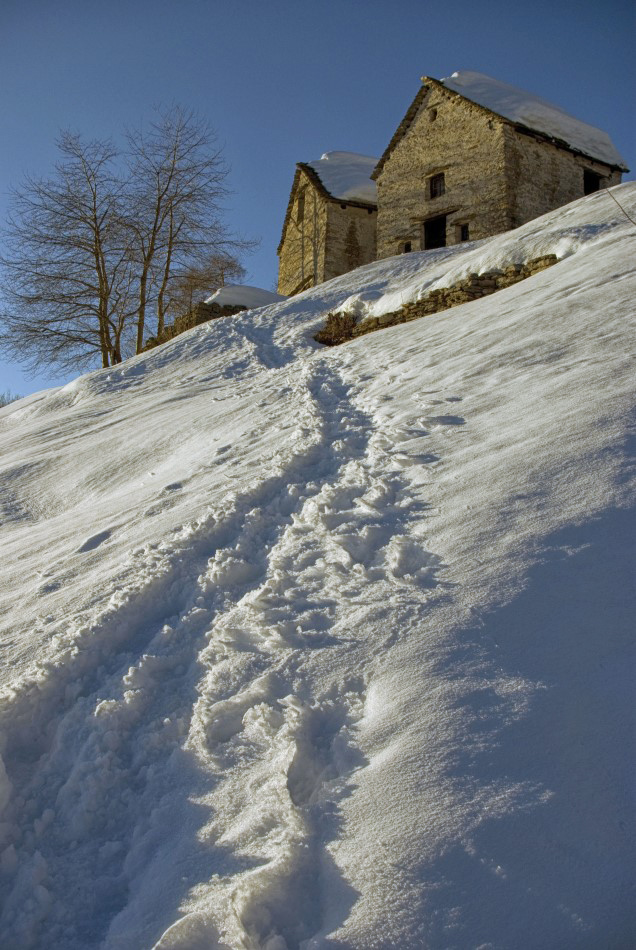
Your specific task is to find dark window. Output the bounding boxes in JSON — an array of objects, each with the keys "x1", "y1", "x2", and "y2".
[
  {"x1": 424, "y1": 215, "x2": 447, "y2": 250},
  {"x1": 400, "y1": 241, "x2": 412, "y2": 253},
  {"x1": 584, "y1": 170, "x2": 602, "y2": 195},
  {"x1": 430, "y1": 173, "x2": 445, "y2": 199},
  {"x1": 340, "y1": 203, "x2": 347, "y2": 209},
  {"x1": 459, "y1": 224, "x2": 470, "y2": 242},
  {"x1": 429, "y1": 108, "x2": 438, "y2": 122},
  {"x1": 297, "y1": 189, "x2": 306, "y2": 222},
  {"x1": 368, "y1": 207, "x2": 374, "y2": 214}
]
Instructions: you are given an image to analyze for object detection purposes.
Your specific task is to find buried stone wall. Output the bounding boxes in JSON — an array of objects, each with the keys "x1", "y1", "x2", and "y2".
[
  {"x1": 315, "y1": 254, "x2": 558, "y2": 346},
  {"x1": 144, "y1": 301, "x2": 247, "y2": 350}
]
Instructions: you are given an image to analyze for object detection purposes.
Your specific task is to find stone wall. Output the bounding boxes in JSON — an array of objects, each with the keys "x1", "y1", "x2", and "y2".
[
  {"x1": 503, "y1": 126, "x2": 622, "y2": 227},
  {"x1": 314, "y1": 255, "x2": 558, "y2": 345},
  {"x1": 144, "y1": 301, "x2": 247, "y2": 350},
  {"x1": 375, "y1": 86, "x2": 513, "y2": 259},
  {"x1": 323, "y1": 202, "x2": 377, "y2": 282},
  {"x1": 277, "y1": 171, "x2": 329, "y2": 296}
]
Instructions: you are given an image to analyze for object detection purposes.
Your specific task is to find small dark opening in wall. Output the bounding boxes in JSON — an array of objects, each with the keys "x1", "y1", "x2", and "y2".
[
  {"x1": 424, "y1": 215, "x2": 446, "y2": 250},
  {"x1": 368, "y1": 208, "x2": 374, "y2": 214},
  {"x1": 429, "y1": 109, "x2": 438, "y2": 122},
  {"x1": 401, "y1": 241, "x2": 412, "y2": 253},
  {"x1": 430, "y1": 173, "x2": 445, "y2": 199},
  {"x1": 340, "y1": 203, "x2": 347, "y2": 209},
  {"x1": 584, "y1": 170, "x2": 602, "y2": 194},
  {"x1": 297, "y1": 189, "x2": 305, "y2": 222},
  {"x1": 459, "y1": 224, "x2": 470, "y2": 242}
]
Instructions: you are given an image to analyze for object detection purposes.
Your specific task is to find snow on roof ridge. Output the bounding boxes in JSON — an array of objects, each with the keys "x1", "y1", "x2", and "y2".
[
  {"x1": 437, "y1": 71, "x2": 627, "y2": 169},
  {"x1": 306, "y1": 151, "x2": 378, "y2": 204}
]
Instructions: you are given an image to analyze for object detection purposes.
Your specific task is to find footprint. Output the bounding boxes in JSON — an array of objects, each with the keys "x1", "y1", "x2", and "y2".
[
  {"x1": 76, "y1": 529, "x2": 112, "y2": 552},
  {"x1": 162, "y1": 482, "x2": 183, "y2": 493},
  {"x1": 426, "y1": 415, "x2": 465, "y2": 426},
  {"x1": 38, "y1": 580, "x2": 62, "y2": 595}
]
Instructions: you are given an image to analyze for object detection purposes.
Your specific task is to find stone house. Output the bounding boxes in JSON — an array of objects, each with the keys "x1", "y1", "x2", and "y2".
[
  {"x1": 278, "y1": 73, "x2": 627, "y2": 293},
  {"x1": 277, "y1": 152, "x2": 377, "y2": 296},
  {"x1": 372, "y1": 71, "x2": 628, "y2": 258}
]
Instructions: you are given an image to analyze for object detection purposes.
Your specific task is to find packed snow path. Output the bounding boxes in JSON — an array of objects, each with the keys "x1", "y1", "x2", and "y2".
[{"x1": 0, "y1": 186, "x2": 634, "y2": 948}]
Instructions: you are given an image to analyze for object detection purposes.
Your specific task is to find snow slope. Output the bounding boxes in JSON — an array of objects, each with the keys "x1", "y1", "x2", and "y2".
[
  {"x1": 441, "y1": 70, "x2": 628, "y2": 169},
  {"x1": 0, "y1": 185, "x2": 634, "y2": 949},
  {"x1": 204, "y1": 286, "x2": 287, "y2": 308},
  {"x1": 305, "y1": 152, "x2": 378, "y2": 204}
]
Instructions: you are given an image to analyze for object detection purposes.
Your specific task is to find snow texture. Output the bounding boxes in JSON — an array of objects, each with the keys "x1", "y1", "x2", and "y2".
[
  {"x1": 305, "y1": 152, "x2": 378, "y2": 204},
  {"x1": 442, "y1": 70, "x2": 628, "y2": 169},
  {"x1": 0, "y1": 184, "x2": 635, "y2": 949},
  {"x1": 204, "y1": 285, "x2": 287, "y2": 309}
]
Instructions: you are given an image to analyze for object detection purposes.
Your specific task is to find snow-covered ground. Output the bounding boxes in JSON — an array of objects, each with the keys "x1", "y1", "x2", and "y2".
[
  {"x1": 0, "y1": 185, "x2": 634, "y2": 949},
  {"x1": 204, "y1": 286, "x2": 287, "y2": 309}
]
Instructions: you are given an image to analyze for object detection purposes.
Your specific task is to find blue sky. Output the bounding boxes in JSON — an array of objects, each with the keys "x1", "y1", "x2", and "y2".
[{"x1": 1, "y1": 0, "x2": 634, "y2": 395}]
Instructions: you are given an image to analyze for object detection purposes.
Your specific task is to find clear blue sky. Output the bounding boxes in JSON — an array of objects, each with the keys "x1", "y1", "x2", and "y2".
[{"x1": 1, "y1": 0, "x2": 634, "y2": 395}]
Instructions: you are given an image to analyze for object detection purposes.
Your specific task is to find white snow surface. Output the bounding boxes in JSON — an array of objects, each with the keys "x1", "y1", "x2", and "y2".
[
  {"x1": 0, "y1": 185, "x2": 635, "y2": 949},
  {"x1": 441, "y1": 70, "x2": 628, "y2": 169},
  {"x1": 306, "y1": 152, "x2": 378, "y2": 204},
  {"x1": 204, "y1": 285, "x2": 287, "y2": 308}
]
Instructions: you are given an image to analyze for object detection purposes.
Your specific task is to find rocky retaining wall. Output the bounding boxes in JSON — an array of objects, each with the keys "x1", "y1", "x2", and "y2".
[{"x1": 315, "y1": 254, "x2": 558, "y2": 345}]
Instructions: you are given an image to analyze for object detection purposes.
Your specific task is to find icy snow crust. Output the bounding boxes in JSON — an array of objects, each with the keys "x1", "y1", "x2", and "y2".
[
  {"x1": 305, "y1": 152, "x2": 378, "y2": 204},
  {"x1": 0, "y1": 185, "x2": 635, "y2": 949},
  {"x1": 442, "y1": 70, "x2": 628, "y2": 169},
  {"x1": 204, "y1": 285, "x2": 287, "y2": 308}
]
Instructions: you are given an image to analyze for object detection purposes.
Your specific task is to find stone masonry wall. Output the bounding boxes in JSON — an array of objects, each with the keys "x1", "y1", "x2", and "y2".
[
  {"x1": 375, "y1": 86, "x2": 513, "y2": 259},
  {"x1": 502, "y1": 126, "x2": 622, "y2": 228},
  {"x1": 277, "y1": 171, "x2": 329, "y2": 296},
  {"x1": 314, "y1": 255, "x2": 559, "y2": 345},
  {"x1": 323, "y1": 202, "x2": 377, "y2": 282}
]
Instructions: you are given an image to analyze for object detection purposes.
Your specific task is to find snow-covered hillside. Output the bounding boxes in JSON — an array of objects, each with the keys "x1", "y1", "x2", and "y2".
[{"x1": 0, "y1": 185, "x2": 634, "y2": 950}]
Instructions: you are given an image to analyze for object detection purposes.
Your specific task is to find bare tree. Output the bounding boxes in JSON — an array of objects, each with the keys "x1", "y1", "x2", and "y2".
[
  {"x1": 0, "y1": 133, "x2": 131, "y2": 371},
  {"x1": 0, "y1": 107, "x2": 253, "y2": 373},
  {"x1": 124, "y1": 106, "x2": 252, "y2": 349},
  {"x1": 167, "y1": 252, "x2": 246, "y2": 316}
]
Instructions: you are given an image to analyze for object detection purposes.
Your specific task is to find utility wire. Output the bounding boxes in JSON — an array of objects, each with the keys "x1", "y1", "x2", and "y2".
[{"x1": 604, "y1": 187, "x2": 636, "y2": 227}]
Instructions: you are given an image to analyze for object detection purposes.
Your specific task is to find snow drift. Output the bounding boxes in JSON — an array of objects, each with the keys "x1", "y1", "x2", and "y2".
[{"x1": 0, "y1": 185, "x2": 634, "y2": 949}]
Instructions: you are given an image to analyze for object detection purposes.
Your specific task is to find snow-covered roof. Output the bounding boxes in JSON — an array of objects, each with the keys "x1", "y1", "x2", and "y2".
[
  {"x1": 441, "y1": 71, "x2": 627, "y2": 169},
  {"x1": 204, "y1": 285, "x2": 287, "y2": 308},
  {"x1": 305, "y1": 151, "x2": 378, "y2": 204}
]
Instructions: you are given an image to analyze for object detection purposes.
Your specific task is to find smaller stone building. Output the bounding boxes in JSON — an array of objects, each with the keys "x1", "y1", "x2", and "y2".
[
  {"x1": 373, "y1": 71, "x2": 628, "y2": 258},
  {"x1": 277, "y1": 152, "x2": 377, "y2": 296}
]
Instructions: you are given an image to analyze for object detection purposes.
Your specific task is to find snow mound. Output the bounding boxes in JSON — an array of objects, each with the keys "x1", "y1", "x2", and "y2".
[
  {"x1": 442, "y1": 70, "x2": 628, "y2": 169},
  {"x1": 204, "y1": 284, "x2": 287, "y2": 308},
  {"x1": 306, "y1": 151, "x2": 378, "y2": 204}
]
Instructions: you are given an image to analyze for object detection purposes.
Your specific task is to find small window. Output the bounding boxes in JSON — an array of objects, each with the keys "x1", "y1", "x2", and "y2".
[
  {"x1": 457, "y1": 224, "x2": 470, "y2": 242},
  {"x1": 429, "y1": 108, "x2": 438, "y2": 122},
  {"x1": 400, "y1": 241, "x2": 412, "y2": 254},
  {"x1": 340, "y1": 203, "x2": 347, "y2": 209},
  {"x1": 297, "y1": 189, "x2": 306, "y2": 222},
  {"x1": 368, "y1": 207, "x2": 374, "y2": 214},
  {"x1": 584, "y1": 170, "x2": 602, "y2": 195},
  {"x1": 430, "y1": 173, "x2": 445, "y2": 199}
]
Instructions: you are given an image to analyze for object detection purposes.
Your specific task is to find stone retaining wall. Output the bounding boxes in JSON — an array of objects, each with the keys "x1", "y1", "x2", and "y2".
[{"x1": 314, "y1": 254, "x2": 558, "y2": 346}]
